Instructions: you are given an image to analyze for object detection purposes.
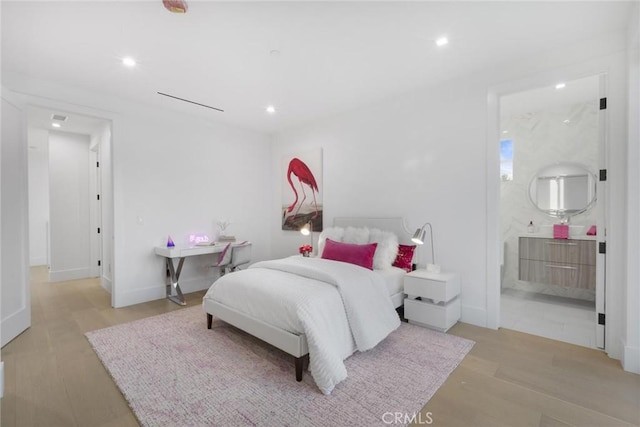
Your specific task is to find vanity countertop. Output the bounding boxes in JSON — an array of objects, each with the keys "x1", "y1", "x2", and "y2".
[
  {"x1": 520, "y1": 224, "x2": 598, "y2": 241},
  {"x1": 519, "y1": 233, "x2": 598, "y2": 241}
]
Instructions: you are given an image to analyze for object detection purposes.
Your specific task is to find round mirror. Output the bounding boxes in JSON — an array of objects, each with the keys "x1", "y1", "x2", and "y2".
[{"x1": 528, "y1": 162, "x2": 597, "y2": 218}]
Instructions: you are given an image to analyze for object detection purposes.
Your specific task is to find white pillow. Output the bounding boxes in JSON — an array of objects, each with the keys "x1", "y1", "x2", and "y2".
[
  {"x1": 369, "y1": 228, "x2": 399, "y2": 270},
  {"x1": 317, "y1": 226, "x2": 345, "y2": 256},
  {"x1": 343, "y1": 226, "x2": 370, "y2": 244}
]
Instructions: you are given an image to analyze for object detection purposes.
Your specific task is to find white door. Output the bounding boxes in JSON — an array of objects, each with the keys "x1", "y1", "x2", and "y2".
[
  {"x1": 90, "y1": 144, "x2": 102, "y2": 278},
  {"x1": 595, "y1": 74, "x2": 608, "y2": 349},
  {"x1": 1, "y1": 89, "x2": 31, "y2": 347}
]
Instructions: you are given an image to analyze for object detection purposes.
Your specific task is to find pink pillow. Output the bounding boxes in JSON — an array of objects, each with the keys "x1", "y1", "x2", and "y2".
[
  {"x1": 393, "y1": 244, "x2": 416, "y2": 272},
  {"x1": 321, "y1": 238, "x2": 378, "y2": 270}
]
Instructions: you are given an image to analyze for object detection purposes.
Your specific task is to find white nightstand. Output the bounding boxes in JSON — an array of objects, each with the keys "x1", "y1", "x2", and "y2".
[{"x1": 403, "y1": 270, "x2": 461, "y2": 332}]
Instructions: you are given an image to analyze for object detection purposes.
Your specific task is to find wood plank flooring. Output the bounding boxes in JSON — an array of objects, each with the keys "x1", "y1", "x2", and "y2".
[{"x1": 1, "y1": 267, "x2": 638, "y2": 427}]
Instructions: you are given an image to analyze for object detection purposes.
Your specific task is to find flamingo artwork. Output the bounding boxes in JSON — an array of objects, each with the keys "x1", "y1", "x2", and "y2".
[{"x1": 286, "y1": 157, "x2": 319, "y2": 219}]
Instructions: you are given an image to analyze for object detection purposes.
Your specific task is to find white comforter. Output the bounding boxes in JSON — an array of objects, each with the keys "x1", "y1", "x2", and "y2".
[{"x1": 204, "y1": 256, "x2": 400, "y2": 394}]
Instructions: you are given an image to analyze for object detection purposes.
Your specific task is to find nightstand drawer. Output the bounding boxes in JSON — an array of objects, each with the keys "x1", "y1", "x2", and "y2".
[
  {"x1": 404, "y1": 297, "x2": 461, "y2": 332},
  {"x1": 404, "y1": 271, "x2": 460, "y2": 303}
]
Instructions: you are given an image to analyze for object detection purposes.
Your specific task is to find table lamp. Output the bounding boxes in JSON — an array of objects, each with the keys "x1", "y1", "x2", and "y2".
[{"x1": 411, "y1": 222, "x2": 440, "y2": 273}]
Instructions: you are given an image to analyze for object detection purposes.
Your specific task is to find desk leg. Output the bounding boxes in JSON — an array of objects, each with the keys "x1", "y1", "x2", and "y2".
[{"x1": 165, "y1": 257, "x2": 186, "y2": 306}]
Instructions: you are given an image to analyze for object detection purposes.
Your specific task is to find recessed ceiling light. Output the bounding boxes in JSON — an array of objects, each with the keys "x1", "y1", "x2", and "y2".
[
  {"x1": 266, "y1": 105, "x2": 276, "y2": 114},
  {"x1": 555, "y1": 83, "x2": 566, "y2": 90},
  {"x1": 502, "y1": 130, "x2": 509, "y2": 134},
  {"x1": 122, "y1": 57, "x2": 137, "y2": 67},
  {"x1": 563, "y1": 119, "x2": 570, "y2": 124},
  {"x1": 51, "y1": 122, "x2": 61, "y2": 128},
  {"x1": 435, "y1": 36, "x2": 449, "y2": 47}
]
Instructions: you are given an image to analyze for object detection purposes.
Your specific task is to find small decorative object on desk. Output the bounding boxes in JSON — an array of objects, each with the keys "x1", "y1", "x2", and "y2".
[
  {"x1": 166, "y1": 235, "x2": 175, "y2": 248},
  {"x1": 217, "y1": 220, "x2": 235, "y2": 242},
  {"x1": 299, "y1": 244, "x2": 313, "y2": 257}
]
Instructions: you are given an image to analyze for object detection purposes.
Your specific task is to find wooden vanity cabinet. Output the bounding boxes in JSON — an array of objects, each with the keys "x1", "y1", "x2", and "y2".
[{"x1": 518, "y1": 237, "x2": 596, "y2": 290}]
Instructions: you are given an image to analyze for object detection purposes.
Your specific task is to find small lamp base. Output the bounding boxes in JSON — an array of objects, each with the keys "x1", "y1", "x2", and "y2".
[{"x1": 426, "y1": 263, "x2": 441, "y2": 273}]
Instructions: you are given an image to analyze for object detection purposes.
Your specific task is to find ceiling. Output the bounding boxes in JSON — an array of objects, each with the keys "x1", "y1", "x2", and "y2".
[
  {"x1": 26, "y1": 105, "x2": 110, "y2": 142},
  {"x1": 2, "y1": 1, "x2": 633, "y2": 134},
  {"x1": 500, "y1": 74, "x2": 601, "y2": 119}
]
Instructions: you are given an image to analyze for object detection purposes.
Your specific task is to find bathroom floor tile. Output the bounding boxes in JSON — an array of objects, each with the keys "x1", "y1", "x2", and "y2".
[{"x1": 501, "y1": 290, "x2": 596, "y2": 349}]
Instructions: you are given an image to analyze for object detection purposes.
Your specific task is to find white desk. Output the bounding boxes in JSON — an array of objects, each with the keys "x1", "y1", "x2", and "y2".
[{"x1": 155, "y1": 244, "x2": 229, "y2": 306}]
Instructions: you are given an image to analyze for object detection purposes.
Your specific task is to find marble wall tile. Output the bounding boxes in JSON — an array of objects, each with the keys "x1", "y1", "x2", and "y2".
[{"x1": 500, "y1": 100, "x2": 599, "y2": 301}]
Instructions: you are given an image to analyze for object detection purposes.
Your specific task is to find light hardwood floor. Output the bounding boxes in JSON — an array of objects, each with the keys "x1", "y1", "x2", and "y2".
[{"x1": 1, "y1": 267, "x2": 639, "y2": 427}]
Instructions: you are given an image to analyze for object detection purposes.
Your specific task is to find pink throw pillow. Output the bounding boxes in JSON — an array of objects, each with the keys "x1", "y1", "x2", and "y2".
[
  {"x1": 321, "y1": 238, "x2": 378, "y2": 270},
  {"x1": 392, "y1": 244, "x2": 416, "y2": 272}
]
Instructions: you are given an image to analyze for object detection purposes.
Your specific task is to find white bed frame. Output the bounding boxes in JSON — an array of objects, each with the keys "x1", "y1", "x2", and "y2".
[{"x1": 204, "y1": 217, "x2": 414, "y2": 381}]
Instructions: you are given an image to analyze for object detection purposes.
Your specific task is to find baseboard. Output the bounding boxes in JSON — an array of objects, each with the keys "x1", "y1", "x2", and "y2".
[
  {"x1": 114, "y1": 285, "x2": 165, "y2": 308},
  {"x1": 49, "y1": 267, "x2": 92, "y2": 282},
  {"x1": 0, "y1": 361, "x2": 4, "y2": 399},
  {"x1": 1, "y1": 305, "x2": 30, "y2": 347},
  {"x1": 29, "y1": 256, "x2": 47, "y2": 266},
  {"x1": 461, "y1": 304, "x2": 487, "y2": 328},
  {"x1": 622, "y1": 342, "x2": 640, "y2": 374},
  {"x1": 113, "y1": 276, "x2": 216, "y2": 308},
  {"x1": 101, "y1": 276, "x2": 112, "y2": 294}
]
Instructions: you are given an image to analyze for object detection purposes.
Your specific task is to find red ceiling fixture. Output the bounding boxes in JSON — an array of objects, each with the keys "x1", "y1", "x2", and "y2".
[{"x1": 163, "y1": 0, "x2": 188, "y2": 14}]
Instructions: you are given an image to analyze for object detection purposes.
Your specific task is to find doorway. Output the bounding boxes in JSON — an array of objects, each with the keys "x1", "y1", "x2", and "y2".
[
  {"x1": 26, "y1": 106, "x2": 111, "y2": 286},
  {"x1": 497, "y1": 74, "x2": 606, "y2": 349}
]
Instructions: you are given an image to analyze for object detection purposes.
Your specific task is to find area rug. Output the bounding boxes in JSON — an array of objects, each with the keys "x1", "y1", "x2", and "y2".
[{"x1": 86, "y1": 306, "x2": 474, "y2": 427}]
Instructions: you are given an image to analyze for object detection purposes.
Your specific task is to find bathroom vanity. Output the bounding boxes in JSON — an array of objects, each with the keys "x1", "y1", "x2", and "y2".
[{"x1": 518, "y1": 236, "x2": 596, "y2": 290}]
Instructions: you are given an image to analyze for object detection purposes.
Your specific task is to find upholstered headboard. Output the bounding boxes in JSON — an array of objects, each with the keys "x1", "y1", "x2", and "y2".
[{"x1": 333, "y1": 217, "x2": 414, "y2": 245}]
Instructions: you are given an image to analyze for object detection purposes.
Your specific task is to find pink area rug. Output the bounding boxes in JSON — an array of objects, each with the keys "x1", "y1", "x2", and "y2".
[{"x1": 86, "y1": 306, "x2": 473, "y2": 427}]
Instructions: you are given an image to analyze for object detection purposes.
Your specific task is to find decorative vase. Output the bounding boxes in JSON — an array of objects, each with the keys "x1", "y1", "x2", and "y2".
[{"x1": 302, "y1": 252, "x2": 310, "y2": 257}]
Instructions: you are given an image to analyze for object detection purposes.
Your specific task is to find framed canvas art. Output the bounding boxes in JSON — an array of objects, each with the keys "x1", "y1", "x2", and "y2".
[{"x1": 282, "y1": 149, "x2": 323, "y2": 231}]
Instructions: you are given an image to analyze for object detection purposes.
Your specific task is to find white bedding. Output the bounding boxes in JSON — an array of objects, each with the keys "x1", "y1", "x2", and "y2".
[
  {"x1": 377, "y1": 266, "x2": 407, "y2": 296},
  {"x1": 203, "y1": 256, "x2": 401, "y2": 394}
]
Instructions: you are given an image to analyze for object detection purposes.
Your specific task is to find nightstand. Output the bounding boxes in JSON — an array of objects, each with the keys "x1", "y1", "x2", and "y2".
[{"x1": 403, "y1": 270, "x2": 461, "y2": 332}]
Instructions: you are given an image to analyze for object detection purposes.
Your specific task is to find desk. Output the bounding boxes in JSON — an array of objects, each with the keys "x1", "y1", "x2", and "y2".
[{"x1": 155, "y1": 244, "x2": 229, "y2": 306}]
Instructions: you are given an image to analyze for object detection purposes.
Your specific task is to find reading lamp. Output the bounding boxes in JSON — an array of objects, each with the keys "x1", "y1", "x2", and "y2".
[
  {"x1": 300, "y1": 221, "x2": 313, "y2": 247},
  {"x1": 412, "y1": 222, "x2": 440, "y2": 273}
]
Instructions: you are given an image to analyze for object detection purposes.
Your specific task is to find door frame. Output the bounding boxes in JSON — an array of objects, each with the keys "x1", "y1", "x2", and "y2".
[
  {"x1": 595, "y1": 74, "x2": 608, "y2": 349},
  {"x1": 486, "y1": 69, "x2": 610, "y2": 347},
  {"x1": 1, "y1": 87, "x2": 31, "y2": 347},
  {"x1": 90, "y1": 143, "x2": 102, "y2": 278},
  {"x1": 18, "y1": 94, "x2": 116, "y2": 308}
]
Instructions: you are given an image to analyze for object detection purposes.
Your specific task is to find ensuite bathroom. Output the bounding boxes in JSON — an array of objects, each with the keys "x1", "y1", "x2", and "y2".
[{"x1": 499, "y1": 74, "x2": 603, "y2": 350}]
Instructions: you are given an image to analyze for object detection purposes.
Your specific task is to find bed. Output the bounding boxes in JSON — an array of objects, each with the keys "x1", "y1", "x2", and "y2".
[{"x1": 202, "y1": 217, "x2": 416, "y2": 394}]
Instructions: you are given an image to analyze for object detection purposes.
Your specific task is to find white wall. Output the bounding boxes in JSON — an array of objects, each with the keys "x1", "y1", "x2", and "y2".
[
  {"x1": 48, "y1": 131, "x2": 92, "y2": 282},
  {"x1": 112, "y1": 111, "x2": 272, "y2": 306},
  {"x1": 271, "y1": 30, "x2": 633, "y2": 364},
  {"x1": 624, "y1": 2, "x2": 640, "y2": 373},
  {"x1": 271, "y1": 73, "x2": 490, "y2": 325},
  {"x1": 27, "y1": 128, "x2": 49, "y2": 266}
]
